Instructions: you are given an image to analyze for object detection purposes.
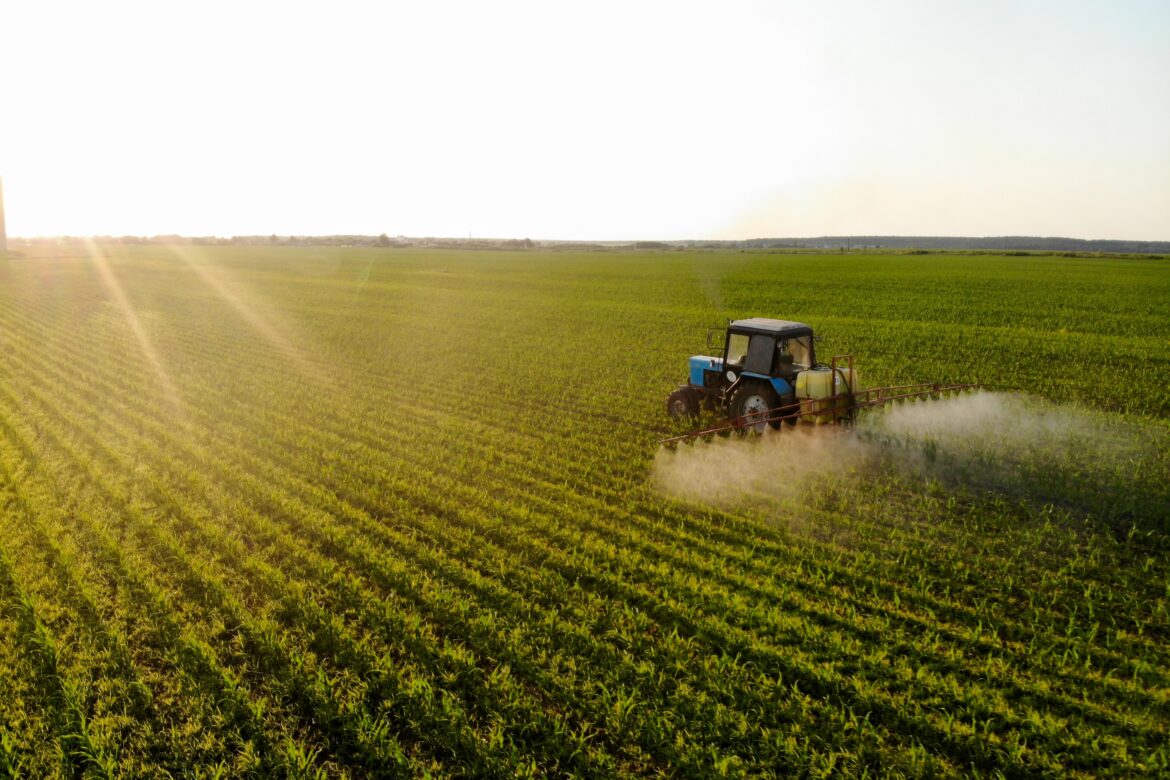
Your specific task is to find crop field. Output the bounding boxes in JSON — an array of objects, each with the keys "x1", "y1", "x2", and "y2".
[{"x1": 0, "y1": 245, "x2": 1168, "y2": 778}]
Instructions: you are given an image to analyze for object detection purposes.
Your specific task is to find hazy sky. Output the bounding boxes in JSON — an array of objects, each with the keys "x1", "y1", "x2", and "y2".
[{"x1": 3, "y1": 0, "x2": 1168, "y2": 240}]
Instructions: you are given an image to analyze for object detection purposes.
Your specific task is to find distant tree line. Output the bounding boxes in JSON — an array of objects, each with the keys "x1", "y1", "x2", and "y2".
[
  {"x1": 15, "y1": 234, "x2": 543, "y2": 250},
  {"x1": 730, "y1": 236, "x2": 1170, "y2": 253},
  {"x1": 10, "y1": 234, "x2": 1168, "y2": 255}
]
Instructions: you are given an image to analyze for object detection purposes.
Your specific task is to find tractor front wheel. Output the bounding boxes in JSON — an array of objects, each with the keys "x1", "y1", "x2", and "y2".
[
  {"x1": 729, "y1": 382, "x2": 779, "y2": 433},
  {"x1": 666, "y1": 388, "x2": 700, "y2": 419}
]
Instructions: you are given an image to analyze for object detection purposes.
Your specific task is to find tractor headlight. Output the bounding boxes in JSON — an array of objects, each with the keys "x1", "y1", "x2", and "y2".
[{"x1": 726, "y1": 370, "x2": 737, "y2": 383}]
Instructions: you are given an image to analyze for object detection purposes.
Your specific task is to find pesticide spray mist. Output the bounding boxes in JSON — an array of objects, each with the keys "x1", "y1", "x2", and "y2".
[{"x1": 653, "y1": 392, "x2": 1169, "y2": 528}]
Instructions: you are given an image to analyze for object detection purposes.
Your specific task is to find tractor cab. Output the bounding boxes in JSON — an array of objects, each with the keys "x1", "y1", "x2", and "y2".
[{"x1": 721, "y1": 318, "x2": 815, "y2": 381}]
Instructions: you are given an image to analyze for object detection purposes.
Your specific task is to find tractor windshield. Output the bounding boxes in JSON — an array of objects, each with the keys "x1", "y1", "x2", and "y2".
[{"x1": 726, "y1": 333, "x2": 750, "y2": 365}]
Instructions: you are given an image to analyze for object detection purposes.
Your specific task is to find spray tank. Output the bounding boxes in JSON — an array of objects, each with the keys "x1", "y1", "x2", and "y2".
[{"x1": 796, "y1": 359, "x2": 859, "y2": 424}]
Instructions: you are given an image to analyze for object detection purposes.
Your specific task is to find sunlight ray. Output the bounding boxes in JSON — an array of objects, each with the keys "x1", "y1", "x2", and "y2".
[
  {"x1": 82, "y1": 238, "x2": 186, "y2": 420},
  {"x1": 166, "y1": 245, "x2": 332, "y2": 387}
]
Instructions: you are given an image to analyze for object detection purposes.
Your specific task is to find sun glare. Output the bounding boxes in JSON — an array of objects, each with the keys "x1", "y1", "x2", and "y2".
[
  {"x1": 83, "y1": 239, "x2": 186, "y2": 420},
  {"x1": 167, "y1": 245, "x2": 333, "y2": 387}
]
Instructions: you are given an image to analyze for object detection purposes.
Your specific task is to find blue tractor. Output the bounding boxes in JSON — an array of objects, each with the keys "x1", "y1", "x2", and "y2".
[
  {"x1": 667, "y1": 318, "x2": 824, "y2": 430},
  {"x1": 665, "y1": 317, "x2": 982, "y2": 443}
]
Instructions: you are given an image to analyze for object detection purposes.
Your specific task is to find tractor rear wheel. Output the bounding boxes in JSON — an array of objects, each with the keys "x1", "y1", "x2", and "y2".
[
  {"x1": 666, "y1": 388, "x2": 699, "y2": 419},
  {"x1": 729, "y1": 381, "x2": 779, "y2": 433}
]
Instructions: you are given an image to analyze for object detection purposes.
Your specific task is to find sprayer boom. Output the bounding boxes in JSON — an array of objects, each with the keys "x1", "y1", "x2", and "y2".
[
  {"x1": 661, "y1": 381, "x2": 983, "y2": 446},
  {"x1": 663, "y1": 318, "x2": 984, "y2": 446}
]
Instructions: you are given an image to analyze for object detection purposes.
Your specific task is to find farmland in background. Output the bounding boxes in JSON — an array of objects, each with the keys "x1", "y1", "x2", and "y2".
[{"x1": 0, "y1": 245, "x2": 1167, "y2": 778}]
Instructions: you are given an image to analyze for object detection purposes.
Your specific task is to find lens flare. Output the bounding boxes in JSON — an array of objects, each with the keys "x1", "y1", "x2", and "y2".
[
  {"x1": 166, "y1": 245, "x2": 332, "y2": 387},
  {"x1": 82, "y1": 239, "x2": 186, "y2": 420}
]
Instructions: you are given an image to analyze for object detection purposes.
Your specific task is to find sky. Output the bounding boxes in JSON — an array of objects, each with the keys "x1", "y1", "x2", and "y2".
[{"x1": 2, "y1": 0, "x2": 1168, "y2": 240}]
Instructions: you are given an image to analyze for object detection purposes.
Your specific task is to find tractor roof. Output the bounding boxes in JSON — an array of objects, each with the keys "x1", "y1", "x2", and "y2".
[{"x1": 729, "y1": 318, "x2": 813, "y2": 337}]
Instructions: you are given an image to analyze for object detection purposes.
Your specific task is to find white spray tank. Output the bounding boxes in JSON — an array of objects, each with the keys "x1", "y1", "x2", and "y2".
[{"x1": 795, "y1": 360, "x2": 859, "y2": 423}]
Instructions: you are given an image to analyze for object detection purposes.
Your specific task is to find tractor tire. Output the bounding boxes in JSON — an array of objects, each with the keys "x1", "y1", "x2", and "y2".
[
  {"x1": 666, "y1": 388, "x2": 700, "y2": 419},
  {"x1": 729, "y1": 381, "x2": 779, "y2": 433},
  {"x1": 780, "y1": 393, "x2": 799, "y2": 426}
]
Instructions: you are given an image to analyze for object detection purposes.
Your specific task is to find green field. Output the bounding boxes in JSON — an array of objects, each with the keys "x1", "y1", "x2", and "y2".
[{"x1": 0, "y1": 245, "x2": 1167, "y2": 778}]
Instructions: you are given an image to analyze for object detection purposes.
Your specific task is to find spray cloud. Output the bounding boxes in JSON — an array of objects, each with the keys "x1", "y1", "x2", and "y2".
[{"x1": 653, "y1": 392, "x2": 1169, "y2": 529}]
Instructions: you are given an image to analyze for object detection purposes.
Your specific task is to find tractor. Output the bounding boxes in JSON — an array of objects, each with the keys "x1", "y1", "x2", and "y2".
[{"x1": 664, "y1": 317, "x2": 978, "y2": 443}]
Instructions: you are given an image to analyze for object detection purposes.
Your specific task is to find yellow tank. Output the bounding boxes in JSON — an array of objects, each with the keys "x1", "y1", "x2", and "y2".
[{"x1": 796, "y1": 367, "x2": 858, "y2": 423}]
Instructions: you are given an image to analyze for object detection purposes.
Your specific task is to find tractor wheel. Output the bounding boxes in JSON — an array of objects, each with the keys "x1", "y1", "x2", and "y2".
[
  {"x1": 729, "y1": 381, "x2": 779, "y2": 433},
  {"x1": 666, "y1": 388, "x2": 699, "y2": 419},
  {"x1": 781, "y1": 393, "x2": 799, "y2": 426}
]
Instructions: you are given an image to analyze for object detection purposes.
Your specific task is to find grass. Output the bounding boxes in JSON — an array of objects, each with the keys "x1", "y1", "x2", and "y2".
[{"x1": 0, "y1": 245, "x2": 1167, "y2": 777}]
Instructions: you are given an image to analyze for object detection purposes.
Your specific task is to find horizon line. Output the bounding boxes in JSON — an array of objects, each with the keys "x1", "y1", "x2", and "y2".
[{"x1": 8, "y1": 232, "x2": 1170, "y2": 244}]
